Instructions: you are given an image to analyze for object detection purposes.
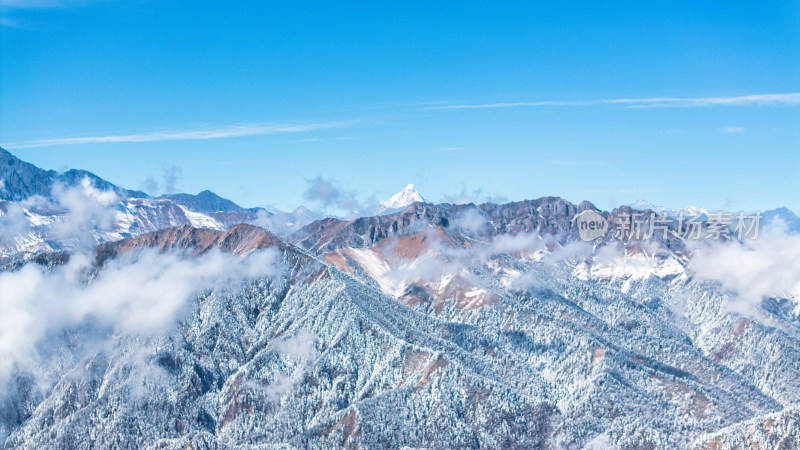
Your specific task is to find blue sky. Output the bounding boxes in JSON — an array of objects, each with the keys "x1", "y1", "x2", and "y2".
[{"x1": 1, "y1": 1, "x2": 798, "y2": 213}]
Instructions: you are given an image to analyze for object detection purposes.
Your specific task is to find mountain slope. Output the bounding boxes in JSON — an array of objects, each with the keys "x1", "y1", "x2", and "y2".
[
  {"x1": 1, "y1": 148, "x2": 799, "y2": 448},
  {"x1": 0, "y1": 148, "x2": 271, "y2": 258},
  {"x1": 0, "y1": 148, "x2": 58, "y2": 201},
  {"x1": 2, "y1": 215, "x2": 798, "y2": 448}
]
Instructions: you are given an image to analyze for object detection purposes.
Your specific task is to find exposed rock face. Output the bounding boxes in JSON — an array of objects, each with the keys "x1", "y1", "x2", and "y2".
[
  {"x1": 95, "y1": 224, "x2": 288, "y2": 262},
  {"x1": 0, "y1": 148, "x2": 57, "y2": 201},
  {"x1": 291, "y1": 198, "x2": 587, "y2": 255},
  {"x1": 292, "y1": 202, "x2": 450, "y2": 254}
]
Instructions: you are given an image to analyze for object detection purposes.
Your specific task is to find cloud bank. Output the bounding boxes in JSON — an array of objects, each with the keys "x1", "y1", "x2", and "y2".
[
  {"x1": 0, "y1": 246, "x2": 283, "y2": 386},
  {"x1": 50, "y1": 177, "x2": 120, "y2": 247},
  {"x1": 689, "y1": 221, "x2": 800, "y2": 316}
]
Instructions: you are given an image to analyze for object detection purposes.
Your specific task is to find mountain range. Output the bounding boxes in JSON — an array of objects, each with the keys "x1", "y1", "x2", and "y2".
[{"x1": 0, "y1": 147, "x2": 799, "y2": 448}]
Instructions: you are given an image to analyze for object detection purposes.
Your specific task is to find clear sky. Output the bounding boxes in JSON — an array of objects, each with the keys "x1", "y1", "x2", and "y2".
[{"x1": 1, "y1": 1, "x2": 798, "y2": 214}]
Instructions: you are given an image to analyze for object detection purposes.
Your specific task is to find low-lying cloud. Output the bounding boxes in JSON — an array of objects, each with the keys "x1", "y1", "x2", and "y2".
[
  {"x1": 0, "y1": 246, "x2": 283, "y2": 386},
  {"x1": 375, "y1": 217, "x2": 588, "y2": 296},
  {"x1": 689, "y1": 221, "x2": 800, "y2": 316},
  {"x1": 50, "y1": 177, "x2": 120, "y2": 247},
  {"x1": 246, "y1": 328, "x2": 318, "y2": 401},
  {"x1": 0, "y1": 176, "x2": 124, "y2": 255},
  {"x1": 0, "y1": 201, "x2": 34, "y2": 241}
]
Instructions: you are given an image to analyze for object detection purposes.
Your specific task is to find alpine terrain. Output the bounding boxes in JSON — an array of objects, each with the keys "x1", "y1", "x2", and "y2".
[{"x1": 0, "y1": 148, "x2": 798, "y2": 449}]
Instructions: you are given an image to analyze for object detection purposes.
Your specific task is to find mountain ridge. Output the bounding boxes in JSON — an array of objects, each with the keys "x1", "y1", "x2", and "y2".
[
  {"x1": 1, "y1": 149, "x2": 799, "y2": 449},
  {"x1": 3, "y1": 216, "x2": 797, "y2": 447}
]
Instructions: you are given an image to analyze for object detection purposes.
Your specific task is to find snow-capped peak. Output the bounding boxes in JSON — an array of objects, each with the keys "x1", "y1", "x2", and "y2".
[
  {"x1": 629, "y1": 199, "x2": 663, "y2": 212},
  {"x1": 379, "y1": 184, "x2": 426, "y2": 209},
  {"x1": 628, "y1": 199, "x2": 707, "y2": 217}
]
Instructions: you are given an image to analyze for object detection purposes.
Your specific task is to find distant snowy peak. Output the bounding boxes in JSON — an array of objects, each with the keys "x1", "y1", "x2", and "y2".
[
  {"x1": 629, "y1": 199, "x2": 707, "y2": 217},
  {"x1": 379, "y1": 184, "x2": 426, "y2": 209},
  {"x1": 763, "y1": 207, "x2": 800, "y2": 232},
  {"x1": 628, "y1": 199, "x2": 664, "y2": 213},
  {"x1": 162, "y1": 190, "x2": 241, "y2": 213}
]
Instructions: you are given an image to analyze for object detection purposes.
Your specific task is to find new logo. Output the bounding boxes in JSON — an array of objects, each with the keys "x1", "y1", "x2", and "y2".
[{"x1": 574, "y1": 210, "x2": 608, "y2": 241}]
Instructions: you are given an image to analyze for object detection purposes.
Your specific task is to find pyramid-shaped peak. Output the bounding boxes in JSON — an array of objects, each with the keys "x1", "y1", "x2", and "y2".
[
  {"x1": 401, "y1": 184, "x2": 419, "y2": 194},
  {"x1": 380, "y1": 184, "x2": 426, "y2": 209}
]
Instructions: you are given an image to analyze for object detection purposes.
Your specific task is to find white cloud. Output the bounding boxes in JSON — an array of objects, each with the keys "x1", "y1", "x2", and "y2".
[
  {"x1": 0, "y1": 177, "x2": 123, "y2": 253},
  {"x1": 688, "y1": 221, "x2": 800, "y2": 316},
  {"x1": 428, "y1": 93, "x2": 800, "y2": 110},
  {"x1": 244, "y1": 329, "x2": 318, "y2": 400},
  {"x1": 0, "y1": 246, "x2": 283, "y2": 385},
  {"x1": 0, "y1": 0, "x2": 67, "y2": 8},
  {"x1": 722, "y1": 126, "x2": 746, "y2": 134},
  {"x1": 452, "y1": 208, "x2": 490, "y2": 236},
  {"x1": 376, "y1": 226, "x2": 564, "y2": 294},
  {"x1": 571, "y1": 188, "x2": 661, "y2": 197},
  {"x1": 50, "y1": 177, "x2": 120, "y2": 248},
  {"x1": 272, "y1": 329, "x2": 317, "y2": 366},
  {"x1": 439, "y1": 186, "x2": 507, "y2": 205},
  {"x1": 1, "y1": 0, "x2": 107, "y2": 9},
  {"x1": 302, "y1": 176, "x2": 366, "y2": 214},
  {"x1": 0, "y1": 202, "x2": 32, "y2": 240},
  {"x1": 583, "y1": 433, "x2": 620, "y2": 450},
  {"x1": 2, "y1": 121, "x2": 354, "y2": 149}
]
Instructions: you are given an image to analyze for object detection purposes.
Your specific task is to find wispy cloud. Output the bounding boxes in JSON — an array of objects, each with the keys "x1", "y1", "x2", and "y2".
[
  {"x1": 571, "y1": 188, "x2": 662, "y2": 196},
  {"x1": 1, "y1": 0, "x2": 97, "y2": 27},
  {"x1": 0, "y1": 0, "x2": 86, "y2": 9},
  {"x1": 2, "y1": 121, "x2": 354, "y2": 149},
  {"x1": 295, "y1": 136, "x2": 357, "y2": 143},
  {"x1": 428, "y1": 93, "x2": 800, "y2": 110},
  {"x1": 439, "y1": 185, "x2": 507, "y2": 205},
  {"x1": 551, "y1": 159, "x2": 606, "y2": 166},
  {"x1": 0, "y1": 16, "x2": 21, "y2": 27},
  {"x1": 722, "y1": 126, "x2": 746, "y2": 134},
  {"x1": 302, "y1": 176, "x2": 365, "y2": 213}
]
